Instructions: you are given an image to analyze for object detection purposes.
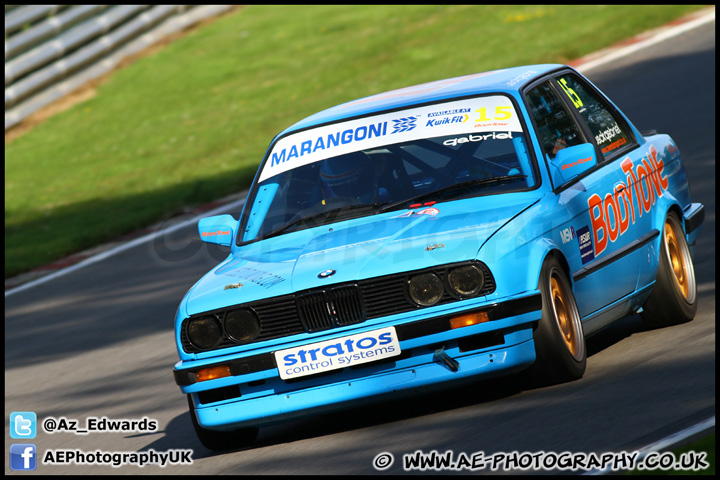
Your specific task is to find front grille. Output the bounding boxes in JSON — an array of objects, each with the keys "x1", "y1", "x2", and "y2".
[
  {"x1": 296, "y1": 291, "x2": 331, "y2": 331},
  {"x1": 181, "y1": 260, "x2": 495, "y2": 353},
  {"x1": 296, "y1": 285, "x2": 365, "y2": 332},
  {"x1": 253, "y1": 297, "x2": 305, "y2": 341},
  {"x1": 360, "y1": 275, "x2": 408, "y2": 319},
  {"x1": 332, "y1": 285, "x2": 366, "y2": 326}
]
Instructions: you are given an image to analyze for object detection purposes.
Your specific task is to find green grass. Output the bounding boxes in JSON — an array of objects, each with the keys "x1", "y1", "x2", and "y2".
[
  {"x1": 625, "y1": 433, "x2": 714, "y2": 475},
  {"x1": 4, "y1": 5, "x2": 707, "y2": 278}
]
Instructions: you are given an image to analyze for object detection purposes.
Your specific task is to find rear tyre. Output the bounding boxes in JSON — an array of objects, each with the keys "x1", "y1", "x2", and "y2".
[
  {"x1": 187, "y1": 395, "x2": 258, "y2": 451},
  {"x1": 528, "y1": 255, "x2": 586, "y2": 386},
  {"x1": 641, "y1": 211, "x2": 697, "y2": 328}
]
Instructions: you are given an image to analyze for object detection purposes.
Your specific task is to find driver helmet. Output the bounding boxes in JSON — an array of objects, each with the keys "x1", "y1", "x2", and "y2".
[{"x1": 319, "y1": 151, "x2": 374, "y2": 201}]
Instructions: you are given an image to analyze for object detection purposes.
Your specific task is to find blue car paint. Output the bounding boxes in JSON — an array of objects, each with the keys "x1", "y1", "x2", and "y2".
[
  {"x1": 173, "y1": 64, "x2": 702, "y2": 433},
  {"x1": 182, "y1": 192, "x2": 541, "y2": 320},
  {"x1": 196, "y1": 337, "x2": 537, "y2": 431}
]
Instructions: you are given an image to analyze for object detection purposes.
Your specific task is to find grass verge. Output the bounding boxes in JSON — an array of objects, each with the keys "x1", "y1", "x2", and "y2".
[
  {"x1": 4, "y1": 5, "x2": 707, "y2": 278},
  {"x1": 625, "y1": 433, "x2": 714, "y2": 475}
]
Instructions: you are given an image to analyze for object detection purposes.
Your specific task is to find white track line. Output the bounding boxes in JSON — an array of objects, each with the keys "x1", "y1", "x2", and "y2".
[
  {"x1": 5, "y1": 197, "x2": 246, "y2": 297},
  {"x1": 5, "y1": 8, "x2": 715, "y2": 297},
  {"x1": 577, "y1": 9, "x2": 715, "y2": 73},
  {"x1": 584, "y1": 416, "x2": 715, "y2": 475}
]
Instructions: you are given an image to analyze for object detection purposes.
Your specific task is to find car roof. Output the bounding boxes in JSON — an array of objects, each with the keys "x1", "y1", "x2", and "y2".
[{"x1": 282, "y1": 64, "x2": 564, "y2": 135}]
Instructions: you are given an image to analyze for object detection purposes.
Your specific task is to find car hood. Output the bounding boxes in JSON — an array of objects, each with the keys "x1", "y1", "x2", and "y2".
[{"x1": 184, "y1": 193, "x2": 540, "y2": 316}]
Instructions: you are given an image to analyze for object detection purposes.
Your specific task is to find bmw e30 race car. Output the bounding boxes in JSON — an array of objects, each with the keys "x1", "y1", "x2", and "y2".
[{"x1": 172, "y1": 64, "x2": 704, "y2": 450}]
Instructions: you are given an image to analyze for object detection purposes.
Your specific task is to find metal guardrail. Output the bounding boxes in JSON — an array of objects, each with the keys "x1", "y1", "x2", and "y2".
[
  {"x1": 5, "y1": 4, "x2": 234, "y2": 131},
  {"x1": 6, "y1": 6, "x2": 111, "y2": 61},
  {"x1": 5, "y1": 5, "x2": 69, "y2": 36}
]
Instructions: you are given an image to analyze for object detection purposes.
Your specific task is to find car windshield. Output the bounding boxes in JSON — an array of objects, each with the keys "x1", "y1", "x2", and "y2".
[{"x1": 239, "y1": 94, "x2": 536, "y2": 244}]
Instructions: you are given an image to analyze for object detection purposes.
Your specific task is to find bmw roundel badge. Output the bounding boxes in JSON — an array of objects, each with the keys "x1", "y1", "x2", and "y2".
[{"x1": 318, "y1": 269, "x2": 336, "y2": 279}]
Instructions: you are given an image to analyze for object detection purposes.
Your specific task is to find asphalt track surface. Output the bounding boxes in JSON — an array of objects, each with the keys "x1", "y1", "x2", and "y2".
[{"x1": 5, "y1": 17, "x2": 715, "y2": 475}]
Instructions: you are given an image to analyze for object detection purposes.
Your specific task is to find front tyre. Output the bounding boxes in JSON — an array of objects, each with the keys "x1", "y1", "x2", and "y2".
[
  {"x1": 187, "y1": 395, "x2": 258, "y2": 451},
  {"x1": 528, "y1": 255, "x2": 586, "y2": 386},
  {"x1": 641, "y1": 211, "x2": 697, "y2": 328}
]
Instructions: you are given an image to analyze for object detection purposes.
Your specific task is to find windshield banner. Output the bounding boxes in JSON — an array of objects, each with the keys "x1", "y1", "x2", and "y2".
[{"x1": 259, "y1": 95, "x2": 523, "y2": 182}]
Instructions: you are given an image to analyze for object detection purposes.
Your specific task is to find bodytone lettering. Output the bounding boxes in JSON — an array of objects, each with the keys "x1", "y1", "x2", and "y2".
[
  {"x1": 588, "y1": 194, "x2": 607, "y2": 256},
  {"x1": 587, "y1": 146, "x2": 669, "y2": 257}
]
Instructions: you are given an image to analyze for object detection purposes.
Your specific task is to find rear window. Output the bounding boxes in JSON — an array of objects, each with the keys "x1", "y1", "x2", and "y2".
[{"x1": 555, "y1": 73, "x2": 635, "y2": 160}]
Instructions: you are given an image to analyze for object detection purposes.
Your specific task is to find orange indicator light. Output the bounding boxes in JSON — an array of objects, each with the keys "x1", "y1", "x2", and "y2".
[
  {"x1": 196, "y1": 365, "x2": 231, "y2": 382},
  {"x1": 449, "y1": 311, "x2": 489, "y2": 329}
]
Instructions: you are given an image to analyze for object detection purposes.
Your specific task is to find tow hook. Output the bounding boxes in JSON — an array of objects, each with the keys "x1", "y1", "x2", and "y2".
[{"x1": 434, "y1": 346, "x2": 459, "y2": 372}]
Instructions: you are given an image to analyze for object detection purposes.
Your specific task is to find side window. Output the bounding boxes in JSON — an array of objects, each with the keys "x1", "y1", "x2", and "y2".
[
  {"x1": 555, "y1": 73, "x2": 634, "y2": 160},
  {"x1": 525, "y1": 81, "x2": 584, "y2": 160}
]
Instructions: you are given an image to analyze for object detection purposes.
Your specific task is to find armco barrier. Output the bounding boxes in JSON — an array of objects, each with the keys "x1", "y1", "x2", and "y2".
[{"x1": 5, "y1": 4, "x2": 234, "y2": 131}]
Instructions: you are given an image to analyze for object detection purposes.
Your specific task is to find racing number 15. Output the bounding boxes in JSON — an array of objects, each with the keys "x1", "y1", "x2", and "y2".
[
  {"x1": 475, "y1": 105, "x2": 512, "y2": 122},
  {"x1": 558, "y1": 78, "x2": 583, "y2": 109}
]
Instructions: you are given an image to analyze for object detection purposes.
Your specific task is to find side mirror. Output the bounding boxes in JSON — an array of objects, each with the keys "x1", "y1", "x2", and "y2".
[
  {"x1": 549, "y1": 142, "x2": 597, "y2": 187},
  {"x1": 198, "y1": 214, "x2": 237, "y2": 246}
]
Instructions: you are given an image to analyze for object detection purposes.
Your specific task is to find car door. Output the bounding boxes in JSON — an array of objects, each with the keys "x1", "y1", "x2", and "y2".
[{"x1": 524, "y1": 71, "x2": 645, "y2": 319}]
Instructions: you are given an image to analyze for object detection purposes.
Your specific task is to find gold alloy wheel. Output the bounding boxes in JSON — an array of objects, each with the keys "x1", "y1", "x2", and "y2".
[
  {"x1": 664, "y1": 216, "x2": 696, "y2": 303},
  {"x1": 549, "y1": 271, "x2": 583, "y2": 361}
]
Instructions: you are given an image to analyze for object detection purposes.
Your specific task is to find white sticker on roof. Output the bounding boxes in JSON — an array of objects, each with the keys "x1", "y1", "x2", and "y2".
[{"x1": 259, "y1": 95, "x2": 522, "y2": 183}]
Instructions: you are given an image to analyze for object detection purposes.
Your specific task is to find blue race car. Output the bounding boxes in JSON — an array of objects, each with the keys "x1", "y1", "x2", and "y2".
[{"x1": 173, "y1": 64, "x2": 704, "y2": 450}]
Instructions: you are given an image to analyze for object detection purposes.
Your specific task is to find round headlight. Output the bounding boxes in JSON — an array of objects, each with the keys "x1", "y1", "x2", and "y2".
[
  {"x1": 224, "y1": 308, "x2": 260, "y2": 344},
  {"x1": 448, "y1": 264, "x2": 485, "y2": 297},
  {"x1": 187, "y1": 316, "x2": 222, "y2": 350},
  {"x1": 408, "y1": 272, "x2": 444, "y2": 306}
]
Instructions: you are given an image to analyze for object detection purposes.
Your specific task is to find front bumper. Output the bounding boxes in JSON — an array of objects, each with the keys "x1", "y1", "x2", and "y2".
[
  {"x1": 683, "y1": 202, "x2": 704, "y2": 251},
  {"x1": 175, "y1": 292, "x2": 541, "y2": 431}
]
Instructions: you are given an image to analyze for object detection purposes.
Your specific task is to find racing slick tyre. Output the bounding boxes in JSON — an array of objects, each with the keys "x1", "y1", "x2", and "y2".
[
  {"x1": 640, "y1": 211, "x2": 697, "y2": 328},
  {"x1": 187, "y1": 395, "x2": 258, "y2": 451},
  {"x1": 527, "y1": 255, "x2": 586, "y2": 386}
]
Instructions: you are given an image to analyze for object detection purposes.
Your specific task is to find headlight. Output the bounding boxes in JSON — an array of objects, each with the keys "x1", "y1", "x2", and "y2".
[
  {"x1": 448, "y1": 264, "x2": 485, "y2": 298},
  {"x1": 224, "y1": 308, "x2": 261, "y2": 344},
  {"x1": 186, "y1": 315, "x2": 222, "y2": 350},
  {"x1": 408, "y1": 272, "x2": 444, "y2": 306}
]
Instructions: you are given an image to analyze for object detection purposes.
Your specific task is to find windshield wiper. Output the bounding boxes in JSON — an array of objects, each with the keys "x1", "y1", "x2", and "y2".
[
  {"x1": 258, "y1": 202, "x2": 388, "y2": 241},
  {"x1": 377, "y1": 175, "x2": 527, "y2": 214},
  {"x1": 257, "y1": 175, "x2": 526, "y2": 240}
]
